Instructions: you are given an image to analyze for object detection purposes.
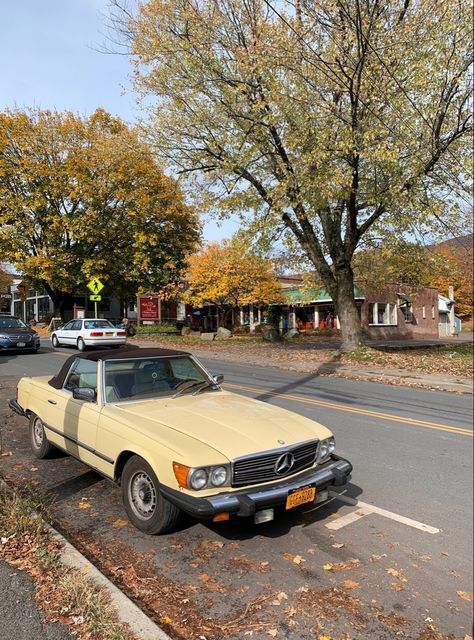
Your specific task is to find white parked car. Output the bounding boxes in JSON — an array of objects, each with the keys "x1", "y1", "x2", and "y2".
[{"x1": 51, "y1": 319, "x2": 127, "y2": 351}]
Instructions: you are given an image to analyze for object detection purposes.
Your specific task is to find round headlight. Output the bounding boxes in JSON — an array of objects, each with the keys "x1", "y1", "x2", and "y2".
[
  {"x1": 319, "y1": 443, "x2": 329, "y2": 459},
  {"x1": 327, "y1": 437, "x2": 335, "y2": 453},
  {"x1": 210, "y1": 466, "x2": 227, "y2": 487},
  {"x1": 189, "y1": 468, "x2": 208, "y2": 490}
]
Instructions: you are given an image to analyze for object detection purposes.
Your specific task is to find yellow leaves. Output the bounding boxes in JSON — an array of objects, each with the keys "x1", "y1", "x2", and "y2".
[
  {"x1": 386, "y1": 567, "x2": 408, "y2": 583},
  {"x1": 457, "y1": 591, "x2": 473, "y2": 602},
  {"x1": 0, "y1": 107, "x2": 199, "y2": 298},
  {"x1": 180, "y1": 239, "x2": 283, "y2": 309},
  {"x1": 323, "y1": 559, "x2": 360, "y2": 572},
  {"x1": 283, "y1": 553, "x2": 304, "y2": 565}
]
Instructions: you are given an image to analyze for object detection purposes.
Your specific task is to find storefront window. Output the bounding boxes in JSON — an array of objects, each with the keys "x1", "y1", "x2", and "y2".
[
  {"x1": 369, "y1": 302, "x2": 397, "y2": 326},
  {"x1": 37, "y1": 296, "x2": 51, "y2": 321}
]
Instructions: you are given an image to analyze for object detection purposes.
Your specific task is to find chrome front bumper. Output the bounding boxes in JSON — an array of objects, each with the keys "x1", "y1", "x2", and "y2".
[{"x1": 162, "y1": 455, "x2": 352, "y2": 519}]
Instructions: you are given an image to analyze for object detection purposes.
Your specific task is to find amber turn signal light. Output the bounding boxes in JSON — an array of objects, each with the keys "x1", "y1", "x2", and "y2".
[
  {"x1": 172, "y1": 461, "x2": 191, "y2": 488},
  {"x1": 213, "y1": 512, "x2": 230, "y2": 522}
]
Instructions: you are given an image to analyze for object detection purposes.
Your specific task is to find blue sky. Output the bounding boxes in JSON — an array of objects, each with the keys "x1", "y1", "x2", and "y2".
[{"x1": 0, "y1": 0, "x2": 239, "y2": 242}]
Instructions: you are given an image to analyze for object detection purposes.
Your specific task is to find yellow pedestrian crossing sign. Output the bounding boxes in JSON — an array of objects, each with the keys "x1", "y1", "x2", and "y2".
[
  {"x1": 87, "y1": 278, "x2": 104, "y2": 295},
  {"x1": 90, "y1": 295, "x2": 102, "y2": 301}
]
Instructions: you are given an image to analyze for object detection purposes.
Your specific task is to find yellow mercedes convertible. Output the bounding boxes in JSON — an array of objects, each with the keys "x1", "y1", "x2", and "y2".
[{"x1": 9, "y1": 347, "x2": 352, "y2": 534}]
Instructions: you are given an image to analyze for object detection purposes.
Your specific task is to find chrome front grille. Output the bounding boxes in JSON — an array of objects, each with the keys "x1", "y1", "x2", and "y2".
[
  {"x1": 7, "y1": 334, "x2": 32, "y2": 343},
  {"x1": 232, "y1": 440, "x2": 319, "y2": 487}
]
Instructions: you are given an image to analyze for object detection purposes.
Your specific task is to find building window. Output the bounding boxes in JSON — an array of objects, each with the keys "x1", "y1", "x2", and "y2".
[
  {"x1": 431, "y1": 305, "x2": 435, "y2": 319},
  {"x1": 422, "y1": 306, "x2": 426, "y2": 319},
  {"x1": 400, "y1": 304, "x2": 413, "y2": 323},
  {"x1": 368, "y1": 302, "x2": 397, "y2": 326},
  {"x1": 37, "y1": 296, "x2": 51, "y2": 322}
]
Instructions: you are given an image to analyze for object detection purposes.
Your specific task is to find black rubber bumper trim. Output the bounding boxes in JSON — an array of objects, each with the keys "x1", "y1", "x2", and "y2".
[
  {"x1": 161, "y1": 454, "x2": 353, "y2": 519},
  {"x1": 8, "y1": 399, "x2": 25, "y2": 417}
]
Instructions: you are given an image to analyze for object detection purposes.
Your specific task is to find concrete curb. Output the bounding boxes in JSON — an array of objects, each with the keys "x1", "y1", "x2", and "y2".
[
  {"x1": 48, "y1": 526, "x2": 171, "y2": 640},
  {"x1": 0, "y1": 479, "x2": 170, "y2": 640}
]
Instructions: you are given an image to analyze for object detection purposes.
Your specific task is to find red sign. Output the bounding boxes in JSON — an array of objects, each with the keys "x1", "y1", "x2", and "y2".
[{"x1": 139, "y1": 297, "x2": 160, "y2": 320}]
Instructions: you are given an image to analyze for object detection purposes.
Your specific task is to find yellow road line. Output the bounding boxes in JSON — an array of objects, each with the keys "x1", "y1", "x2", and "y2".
[{"x1": 224, "y1": 382, "x2": 472, "y2": 437}]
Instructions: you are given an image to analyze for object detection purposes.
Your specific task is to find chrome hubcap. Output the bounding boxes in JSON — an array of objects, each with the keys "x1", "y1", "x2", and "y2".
[
  {"x1": 129, "y1": 472, "x2": 157, "y2": 519},
  {"x1": 33, "y1": 419, "x2": 44, "y2": 447}
]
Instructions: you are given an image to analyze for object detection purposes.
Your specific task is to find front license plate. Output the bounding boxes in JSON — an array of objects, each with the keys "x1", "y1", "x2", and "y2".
[
  {"x1": 16, "y1": 342, "x2": 26, "y2": 347},
  {"x1": 285, "y1": 484, "x2": 316, "y2": 510}
]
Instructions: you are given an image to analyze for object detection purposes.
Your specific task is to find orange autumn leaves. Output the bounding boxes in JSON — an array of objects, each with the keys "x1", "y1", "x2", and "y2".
[{"x1": 165, "y1": 240, "x2": 284, "y2": 314}]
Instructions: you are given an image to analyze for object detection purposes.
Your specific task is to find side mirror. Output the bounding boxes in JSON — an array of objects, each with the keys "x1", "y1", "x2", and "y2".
[
  {"x1": 213, "y1": 374, "x2": 224, "y2": 385},
  {"x1": 73, "y1": 387, "x2": 96, "y2": 403}
]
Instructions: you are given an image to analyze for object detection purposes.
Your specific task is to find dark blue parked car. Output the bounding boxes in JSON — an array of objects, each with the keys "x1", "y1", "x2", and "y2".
[{"x1": 0, "y1": 316, "x2": 41, "y2": 353}]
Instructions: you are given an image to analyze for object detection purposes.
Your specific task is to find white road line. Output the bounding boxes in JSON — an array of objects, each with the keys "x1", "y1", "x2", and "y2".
[
  {"x1": 326, "y1": 508, "x2": 371, "y2": 530},
  {"x1": 327, "y1": 491, "x2": 440, "y2": 534}
]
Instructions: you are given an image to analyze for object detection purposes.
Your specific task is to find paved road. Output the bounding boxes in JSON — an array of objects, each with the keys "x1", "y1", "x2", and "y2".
[
  {"x1": 0, "y1": 344, "x2": 472, "y2": 639},
  {"x1": 0, "y1": 559, "x2": 73, "y2": 640}
]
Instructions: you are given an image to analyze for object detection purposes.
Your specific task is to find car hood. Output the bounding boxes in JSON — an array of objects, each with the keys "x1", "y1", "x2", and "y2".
[
  {"x1": 112, "y1": 390, "x2": 332, "y2": 460},
  {"x1": 0, "y1": 327, "x2": 36, "y2": 335}
]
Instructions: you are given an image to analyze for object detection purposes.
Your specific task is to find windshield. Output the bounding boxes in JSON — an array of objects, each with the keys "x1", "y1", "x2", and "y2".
[
  {"x1": 0, "y1": 317, "x2": 28, "y2": 330},
  {"x1": 104, "y1": 356, "x2": 214, "y2": 402},
  {"x1": 84, "y1": 320, "x2": 115, "y2": 329}
]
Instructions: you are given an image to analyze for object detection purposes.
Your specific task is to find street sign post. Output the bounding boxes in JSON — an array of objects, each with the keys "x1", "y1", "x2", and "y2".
[
  {"x1": 87, "y1": 278, "x2": 104, "y2": 295},
  {"x1": 87, "y1": 278, "x2": 105, "y2": 318}
]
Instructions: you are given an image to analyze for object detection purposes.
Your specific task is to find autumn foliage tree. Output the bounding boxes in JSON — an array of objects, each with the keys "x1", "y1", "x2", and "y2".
[
  {"x1": 115, "y1": 0, "x2": 472, "y2": 350},
  {"x1": 0, "y1": 108, "x2": 200, "y2": 317},
  {"x1": 352, "y1": 239, "x2": 473, "y2": 320},
  {"x1": 168, "y1": 240, "x2": 284, "y2": 326}
]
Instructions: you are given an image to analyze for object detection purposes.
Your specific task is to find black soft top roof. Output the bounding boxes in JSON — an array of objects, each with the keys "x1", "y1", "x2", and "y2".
[{"x1": 48, "y1": 346, "x2": 191, "y2": 389}]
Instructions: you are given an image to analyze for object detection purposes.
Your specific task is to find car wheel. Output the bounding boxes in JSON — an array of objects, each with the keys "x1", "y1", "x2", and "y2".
[
  {"x1": 29, "y1": 414, "x2": 56, "y2": 459},
  {"x1": 121, "y1": 456, "x2": 182, "y2": 534},
  {"x1": 51, "y1": 334, "x2": 60, "y2": 348},
  {"x1": 77, "y1": 337, "x2": 86, "y2": 352}
]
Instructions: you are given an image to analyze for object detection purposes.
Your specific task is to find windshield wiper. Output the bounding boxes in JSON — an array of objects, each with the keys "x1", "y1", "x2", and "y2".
[{"x1": 171, "y1": 380, "x2": 212, "y2": 399}]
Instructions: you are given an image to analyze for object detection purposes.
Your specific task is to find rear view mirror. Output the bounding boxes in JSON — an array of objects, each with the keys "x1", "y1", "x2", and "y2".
[
  {"x1": 213, "y1": 374, "x2": 224, "y2": 385},
  {"x1": 73, "y1": 387, "x2": 96, "y2": 402}
]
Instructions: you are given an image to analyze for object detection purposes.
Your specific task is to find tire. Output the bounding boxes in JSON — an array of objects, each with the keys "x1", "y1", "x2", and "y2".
[
  {"x1": 121, "y1": 456, "x2": 182, "y2": 534},
  {"x1": 29, "y1": 414, "x2": 56, "y2": 459},
  {"x1": 51, "y1": 334, "x2": 60, "y2": 348},
  {"x1": 77, "y1": 337, "x2": 86, "y2": 352}
]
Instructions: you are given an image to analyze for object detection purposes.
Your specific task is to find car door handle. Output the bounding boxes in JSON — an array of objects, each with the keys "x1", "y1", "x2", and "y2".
[{"x1": 48, "y1": 399, "x2": 57, "y2": 405}]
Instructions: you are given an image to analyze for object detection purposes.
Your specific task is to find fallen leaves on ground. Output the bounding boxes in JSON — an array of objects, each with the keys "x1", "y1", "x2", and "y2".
[
  {"x1": 271, "y1": 592, "x2": 288, "y2": 606},
  {"x1": 456, "y1": 591, "x2": 473, "y2": 602},
  {"x1": 323, "y1": 559, "x2": 360, "y2": 572},
  {"x1": 343, "y1": 580, "x2": 359, "y2": 590},
  {"x1": 283, "y1": 553, "x2": 304, "y2": 564},
  {"x1": 111, "y1": 519, "x2": 129, "y2": 529},
  {"x1": 386, "y1": 567, "x2": 408, "y2": 582}
]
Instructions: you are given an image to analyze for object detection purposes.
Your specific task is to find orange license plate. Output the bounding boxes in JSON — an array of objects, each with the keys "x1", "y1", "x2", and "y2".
[
  {"x1": 106, "y1": 332, "x2": 114, "y2": 336},
  {"x1": 285, "y1": 485, "x2": 316, "y2": 510}
]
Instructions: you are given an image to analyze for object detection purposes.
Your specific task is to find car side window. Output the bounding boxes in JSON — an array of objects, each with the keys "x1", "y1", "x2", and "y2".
[
  {"x1": 63, "y1": 321, "x2": 75, "y2": 331},
  {"x1": 72, "y1": 320, "x2": 82, "y2": 330},
  {"x1": 64, "y1": 358, "x2": 98, "y2": 393}
]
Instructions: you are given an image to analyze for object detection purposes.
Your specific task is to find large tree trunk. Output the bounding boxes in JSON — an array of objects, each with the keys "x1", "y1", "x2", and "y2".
[
  {"x1": 42, "y1": 281, "x2": 70, "y2": 321},
  {"x1": 333, "y1": 265, "x2": 363, "y2": 352}
]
